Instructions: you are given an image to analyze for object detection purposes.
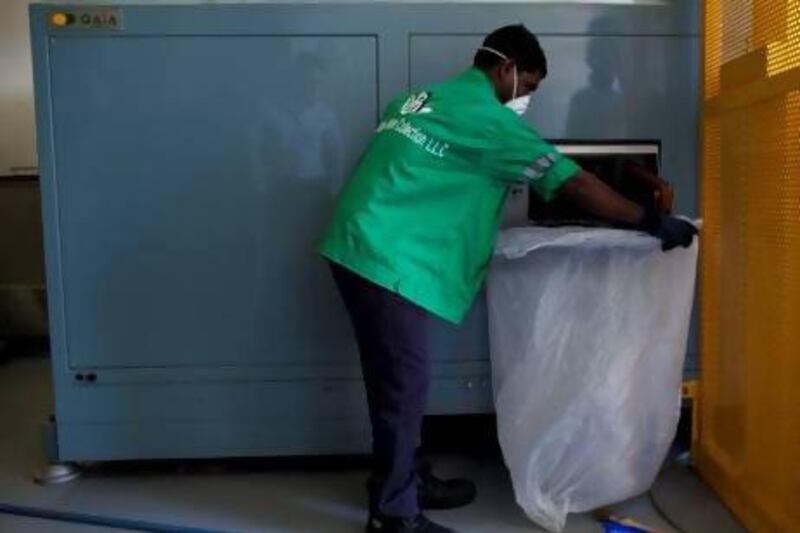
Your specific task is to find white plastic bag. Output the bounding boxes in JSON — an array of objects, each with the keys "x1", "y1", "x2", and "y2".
[{"x1": 487, "y1": 226, "x2": 698, "y2": 532}]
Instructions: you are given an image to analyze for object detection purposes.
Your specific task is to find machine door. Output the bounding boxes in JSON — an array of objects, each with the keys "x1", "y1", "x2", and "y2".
[{"x1": 49, "y1": 35, "x2": 377, "y2": 368}]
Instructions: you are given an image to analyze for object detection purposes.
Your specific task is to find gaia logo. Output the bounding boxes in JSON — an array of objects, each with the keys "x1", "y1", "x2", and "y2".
[{"x1": 50, "y1": 9, "x2": 123, "y2": 30}]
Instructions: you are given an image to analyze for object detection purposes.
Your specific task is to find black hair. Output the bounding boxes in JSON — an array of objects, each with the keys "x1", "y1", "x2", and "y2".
[{"x1": 473, "y1": 24, "x2": 548, "y2": 77}]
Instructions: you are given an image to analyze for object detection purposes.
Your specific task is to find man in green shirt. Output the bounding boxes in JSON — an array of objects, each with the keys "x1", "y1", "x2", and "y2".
[{"x1": 319, "y1": 25, "x2": 696, "y2": 533}]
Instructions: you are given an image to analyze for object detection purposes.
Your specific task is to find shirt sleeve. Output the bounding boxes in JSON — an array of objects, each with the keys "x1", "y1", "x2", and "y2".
[{"x1": 482, "y1": 114, "x2": 581, "y2": 202}]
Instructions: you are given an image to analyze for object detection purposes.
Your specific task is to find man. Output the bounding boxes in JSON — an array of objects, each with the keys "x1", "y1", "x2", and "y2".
[{"x1": 319, "y1": 25, "x2": 696, "y2": 533}]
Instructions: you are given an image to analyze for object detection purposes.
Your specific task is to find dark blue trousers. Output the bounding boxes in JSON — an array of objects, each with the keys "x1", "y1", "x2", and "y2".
[{"x1": 330, "y1": 262, "x2": 431, "y2": 518}]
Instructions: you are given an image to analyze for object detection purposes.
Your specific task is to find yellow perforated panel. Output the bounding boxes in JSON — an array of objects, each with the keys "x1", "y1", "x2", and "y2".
[
  {"x1": 699, "y1": 2, "x2": 800, "y2": 531},
  {"x1": 766, "y1": 0, "x2": 800, "y2": 75},
  {"x1": 705, "y1": 0, "x2": 723, "y2": 98}
]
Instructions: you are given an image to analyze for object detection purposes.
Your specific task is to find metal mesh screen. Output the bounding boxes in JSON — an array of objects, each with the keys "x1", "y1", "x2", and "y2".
[{"x1": 699, "y1": 2, "x2": 800, "y2": 530}]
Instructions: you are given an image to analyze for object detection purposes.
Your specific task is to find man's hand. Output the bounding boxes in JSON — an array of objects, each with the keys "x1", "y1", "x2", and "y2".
[{"x1": 641, "y1": 208, "x2": 698, "y2": 251}]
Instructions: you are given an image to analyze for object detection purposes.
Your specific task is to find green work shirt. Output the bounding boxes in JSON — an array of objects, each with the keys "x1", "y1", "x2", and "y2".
[{"x1": 318, "y1": 68, "x2": 580, "y2": 324}]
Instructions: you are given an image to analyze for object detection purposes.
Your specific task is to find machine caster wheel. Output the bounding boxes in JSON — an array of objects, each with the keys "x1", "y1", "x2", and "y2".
[{"x1": 33, "y1": 463, "x2": 81, "y2": 485}]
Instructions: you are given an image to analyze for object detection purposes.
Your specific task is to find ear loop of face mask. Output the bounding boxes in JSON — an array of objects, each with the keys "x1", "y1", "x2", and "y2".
[
  {"x1": 478, "y1": 46, "x2": 518, "y2": 99},
  {"x1": 478, "y1": 46, "x2": 530, "y2": 116}
]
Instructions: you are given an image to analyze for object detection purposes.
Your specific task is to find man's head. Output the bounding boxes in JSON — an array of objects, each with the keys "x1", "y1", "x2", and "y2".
[{"x1": 474, "y1": 25, "x2": 547, "y2": 105}]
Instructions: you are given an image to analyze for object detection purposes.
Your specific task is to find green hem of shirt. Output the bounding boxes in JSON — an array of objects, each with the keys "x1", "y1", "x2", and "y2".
[{"x1": 318, "y1": 245, "x2": 467, "y2": 325}]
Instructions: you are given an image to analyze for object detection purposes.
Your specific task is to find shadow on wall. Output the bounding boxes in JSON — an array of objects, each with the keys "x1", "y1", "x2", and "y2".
[
  {"x1": 567, "y1": 16, "x2": 626, "y2": 138},
  {"x1": 248, "y1": 47, "x2": 350, "y2": 353},
  {"x1": 566, "y1": 15, "x2": 668, "y2": 140}
]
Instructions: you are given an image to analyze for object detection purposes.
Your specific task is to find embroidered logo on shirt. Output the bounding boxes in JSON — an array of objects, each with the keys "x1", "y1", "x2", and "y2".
[
  {"x1": 400, "y1": 92, "x2": 433, "y2": 115},
  {"x1": 376, "y1": 117, "x2": 449, "y2": 158}
]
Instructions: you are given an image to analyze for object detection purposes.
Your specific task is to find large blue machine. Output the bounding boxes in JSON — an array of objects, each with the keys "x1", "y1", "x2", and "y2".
[{"x1": 30, "y1": 1, "x2": 699, "y2": 461}]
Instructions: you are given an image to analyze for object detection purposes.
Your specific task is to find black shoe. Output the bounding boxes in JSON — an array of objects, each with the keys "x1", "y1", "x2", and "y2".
[
  {"x1": 366, "y1": 513, "x2": 455, "y2": 533},
  {"x1": 417, "y1": 464, "x2": 477, "y2": 510}
]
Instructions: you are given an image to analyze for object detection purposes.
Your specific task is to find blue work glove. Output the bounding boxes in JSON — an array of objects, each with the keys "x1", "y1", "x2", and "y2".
[{"x1": 641, "y1": 207, "x2": 698, "y2": 251}]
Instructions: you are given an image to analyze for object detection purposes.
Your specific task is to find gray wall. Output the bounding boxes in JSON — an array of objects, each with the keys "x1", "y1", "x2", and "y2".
[
  {"x1": 0, "y1": 0, "x2": 37, "y2": 173},
  {"x1": 0, "y1": 1, "x2": 46, "y2": 336}
]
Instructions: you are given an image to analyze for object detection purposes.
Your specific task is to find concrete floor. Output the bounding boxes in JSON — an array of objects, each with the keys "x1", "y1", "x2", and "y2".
[{"x1": 0, "y1": 355, "x2": 746, "y2": 533}]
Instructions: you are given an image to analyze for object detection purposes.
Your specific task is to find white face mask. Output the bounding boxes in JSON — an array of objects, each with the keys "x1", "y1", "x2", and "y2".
[
  {"x1": 478, "y1": 46, "x2": 532, "y2": 116},
  {"x1": 506, "y1": 94, "x2": 531, "y2": 116}
]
